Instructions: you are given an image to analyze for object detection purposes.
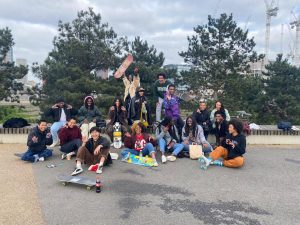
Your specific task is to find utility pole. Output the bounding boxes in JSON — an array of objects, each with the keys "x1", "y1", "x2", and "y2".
[{"x1": 290, "y1": 13, "x2": 300, "y2": 67}]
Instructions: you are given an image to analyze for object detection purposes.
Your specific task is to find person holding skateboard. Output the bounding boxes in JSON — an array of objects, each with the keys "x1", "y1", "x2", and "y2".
[
  {"x1": 199, "y1": 119, "x2": 246, "y2": 169},
  {"x1": 164, "y1": 84, "x2": 184, "y2": 137},
  {"x1": 123, "y1": 67, "x2": 140, "y2": 112},
  {"x1": 106, "y1": 97, "x2": 128, "y2": 142},
  {"x1": 121, "y1": 122, "x2": 158, "y2": 166},
  {"x1": 153, "y1": 73, "x2": 172, "y2": 122},
  {"x1": 45, "y1": 97, "x2": 77, "y2": 147},
  {"x1": 77, "y1": 96, "x2": 102, "y2": 138},
  {"x1": 58, "y1": 117, "x2": 82, "y2": 160},
  {"x1": 21, "y1": 119, "x2": 53, "y2": 162},
  {"x1": 71, "y1": 127, "x2": 111, "y2": 175}
]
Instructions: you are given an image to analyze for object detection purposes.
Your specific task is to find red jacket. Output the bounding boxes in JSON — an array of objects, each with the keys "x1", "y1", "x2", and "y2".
[
  {"x1": 58, "y1": 125, "x2": 82, "y2": 145},
  {"x1": 124, "y1": 133, "x2": 156, "y2": 151}
]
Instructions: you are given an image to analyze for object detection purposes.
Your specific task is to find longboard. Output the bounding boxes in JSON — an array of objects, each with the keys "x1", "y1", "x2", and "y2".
[
  {"x1": 56, "y1": 174, "x2": 95, "y2": 190},
  {"x1": 114, "y1": 54, "x2": 133, "y2": 78},
  {"x1": 123, "y1": 153, "x2": 155, "y2": 167}
]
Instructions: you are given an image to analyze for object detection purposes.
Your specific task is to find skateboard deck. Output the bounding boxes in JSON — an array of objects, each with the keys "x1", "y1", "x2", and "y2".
[
  {"x1": 114, "y1": 54, "x2": 133, "y2": 78},
  {"x1": 57, "y1": 174, "x2": 95, "y2": 190},
  {"x1": 123, "y1": 154, "x2": 155, "y2": 167}
]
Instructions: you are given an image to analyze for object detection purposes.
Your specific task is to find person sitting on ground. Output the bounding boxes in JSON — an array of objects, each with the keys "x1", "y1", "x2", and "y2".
[
  {"x1": 181, "y1": 116, "x2": 213, "y2": 156},
  {"x1": 21, "y1": 119, "x2": 53, "y2": 163},
  {"x1": 199, "y1": 119, "x2": 246, "y2": 169},
  {"x1": 212, "y1": 111, "x2": 228, "y2": 146},
  {"x1": 77, "y1": 95, "x2": 102, "y2": 138},
  {"x1": 192, "y1": 101, "x2": 211, "y2": 140},
  {"x1": 106, "y1": 97, "x2": 128, "y2": 142},
  {"x1": 153, "y1": 73, "x2": 172, "y2": 122},
  {"x1": 71, "y1": 127, "x2": 111, "y2": 176},
  {"x1": 210, "y1": 101, "x2": 230, "y2": 128},
  {"x1": 45, "y1": 97, "x2": 77, "y2": 147},
  {"x1": 164, "y1": 84, "x2": 184, "y2": 137},
  {"x1": 128, "y1": 87, "x2": 152, "y2": 126},
  {"x1": 121, "y1": 122, "x2": 158, "y2": 166},
  {"x1": 155, "y1": 116, "x2": 184, "y2": 163},
  {"x1": 58, "y1": 117, "x2": 82, "y2": 160}
]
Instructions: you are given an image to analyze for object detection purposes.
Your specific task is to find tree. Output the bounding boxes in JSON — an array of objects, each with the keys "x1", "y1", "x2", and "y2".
[
  {"x1": 257, "y1": 55, "x2": 300, "y2": 124},
  {"x1": 31, "y1": 8, "x2": 127, "y2": 115},
  {"x1": 0, "y1": 27, "x2": 28, "y2": 102},
  {"x1": 179, "y1": 13, "x2": 260, "y2": 100}
]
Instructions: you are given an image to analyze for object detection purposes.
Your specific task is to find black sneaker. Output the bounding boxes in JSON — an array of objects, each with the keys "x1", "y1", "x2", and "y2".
[{"x1": 71, "y1": 167, "x2": 83, "y2": 176}]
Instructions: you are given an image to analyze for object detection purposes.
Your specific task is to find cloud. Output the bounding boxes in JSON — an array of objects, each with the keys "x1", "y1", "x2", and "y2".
[{"x1": 0, "y1": 0, "x2": 299, "y2": 80}]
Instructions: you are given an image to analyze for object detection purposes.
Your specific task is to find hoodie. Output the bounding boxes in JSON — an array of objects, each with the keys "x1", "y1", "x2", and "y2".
[{"x1": 78, "y1": 96, "x2": 102, "y2": 123}]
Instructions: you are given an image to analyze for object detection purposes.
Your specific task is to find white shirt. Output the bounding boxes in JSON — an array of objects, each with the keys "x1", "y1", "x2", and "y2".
[{"x1": 60, "y1": 109, "x2": 67, "y2": 122}]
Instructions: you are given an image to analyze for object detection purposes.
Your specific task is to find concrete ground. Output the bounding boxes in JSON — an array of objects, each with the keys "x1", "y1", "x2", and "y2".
[{"x1": 1, "y1": 144, "x2": 300, "y2": 225}]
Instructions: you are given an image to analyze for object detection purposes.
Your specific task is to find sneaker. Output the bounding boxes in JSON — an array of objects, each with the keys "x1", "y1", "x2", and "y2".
[
  {"x1": 161, "y1": 155, "x2": 167, "y2": 163},
  {"x1": 153, "y1": 160, "x2": 159, "y2": 167},
  {"x1": 199, "y1": 155, "x2": 211, "y2": 170},
  {"x1": 211, "y1": 159, "x2": 223, "y2": 166},
  {"x1": 71, "y1": 167, "x2": 83, "y2": 176},
  {"x1": 96, "y1": 165, "x2": 103, "y2": 174},
  {"x1": 66, "y1": 152, "x2": 75, "y2": 160},
  {"x1": 121, "y1": 152, "x2": 130, "y2": 161},
  {"x1": 166, "y1": 155, "x2": 176, "y2": 162},
  {"x1": 61, "y1": 153, "x2": 67, "y2": 160},
  {"x1": 38, "y1": 157, "x2": 45, "y2": 162},
  {"x1": 49, "y1": 141, "x2": 59, "y2": 148}
]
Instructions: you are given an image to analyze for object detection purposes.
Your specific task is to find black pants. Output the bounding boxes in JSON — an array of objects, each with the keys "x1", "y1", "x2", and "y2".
[{"x1": 60, "y1": 139, "x2": 82, "y2": 154}]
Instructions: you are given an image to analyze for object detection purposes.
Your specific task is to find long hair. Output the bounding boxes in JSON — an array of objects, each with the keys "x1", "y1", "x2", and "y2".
[
  {"x1": 113, "y1": 97, "x2": 124, "y2": 109},
  {"x1": 84, "y1": 96, "x2": 94, "y2": 110},
  {"x1": 131, "y1": 122, "x2": 146, "y2": 135},
  {"x1": 184, "y1": 116, "x2": 198, "y2": 138}
]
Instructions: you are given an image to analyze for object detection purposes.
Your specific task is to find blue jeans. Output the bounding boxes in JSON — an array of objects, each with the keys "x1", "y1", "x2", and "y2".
[
  {"x1": 121, "y1": 143, "x2": 155, "y2": 158},
  {"x1": 21, "y1": 149, "x2": 52, "y2": 162},
  {"x1": 51, "y1": 121, "x2": 65, "y2": 142},
  {"x1": 158, "y1": 138, "x2": 184, "y2": 156},
  {"x1": 182, "y1": 142, "x2": 213, "y2": 154},
  {"x1": 60, "y1": 139, "x2": 82, "y2": 154}
]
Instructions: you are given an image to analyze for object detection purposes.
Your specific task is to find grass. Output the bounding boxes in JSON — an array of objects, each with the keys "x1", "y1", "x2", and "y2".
[{"x1": 0, "y1": 106, "x2": 40, "y2": 124}]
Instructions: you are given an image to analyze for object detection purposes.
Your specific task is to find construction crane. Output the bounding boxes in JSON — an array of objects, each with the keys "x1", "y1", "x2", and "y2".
[
  {"x1": 264, "y1": 0, "x2": 279, "y2": 64},
  {"x1": 290, "y1": 6, "x2": 300, "y2": 67}
]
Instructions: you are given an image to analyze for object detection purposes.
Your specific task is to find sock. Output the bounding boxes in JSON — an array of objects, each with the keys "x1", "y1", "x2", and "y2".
[
  {"x1": 76, "y1": 161, "x2": 82, "y2": 169},
  {"x1": 211, "y1": 160, "x2": 223, "y2": 166},
  {"x1": 99, "y1": 162, "x2": 104, "y2": 167}
]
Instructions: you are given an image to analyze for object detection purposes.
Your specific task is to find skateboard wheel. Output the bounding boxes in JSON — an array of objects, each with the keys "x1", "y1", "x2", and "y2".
[
  {"x1": 87, "y1": 186, "x2": 91, "y2": 190},
  {"x1": 62, "y1": 182, "x2": 66, "y2": 186}
]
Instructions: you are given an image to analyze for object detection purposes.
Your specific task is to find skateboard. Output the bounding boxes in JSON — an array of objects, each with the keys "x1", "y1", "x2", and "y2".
[
  {"x1": 123, "y1": 153, "x2": 155, "y2": 167},
  {"x1": 56, "y1": 174, "x2": 96, "y2": 190},
  {"x1": 114, "y1": 54, "x2": 133, "y2": 78},
  {"x1": 113, "y1": 122, "x2": 122, "y2": 149}
]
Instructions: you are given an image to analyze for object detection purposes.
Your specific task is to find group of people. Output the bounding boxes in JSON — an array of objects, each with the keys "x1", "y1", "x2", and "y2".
[{"x1": 20, "y1": 70, "x2": 247, "y2": 175}]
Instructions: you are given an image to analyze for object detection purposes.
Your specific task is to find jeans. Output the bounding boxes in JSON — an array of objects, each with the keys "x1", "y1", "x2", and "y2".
[
  {"x1": 158, "y1": 138, "x2": 184, "y2": 156},
  {"x1": 182, "y1": 141, "x2": 213, "y2": 154},
  {"x1": 21, "y1": 149, "x2": 52, "y2": 162},
  {"x1": 121, "y1": 143, "x2": 155, "y2": 158},
  {"x1": 51, "y1": 121, "x2": 65, "y2": 142},
  {"x1": 60, "y1": 139, "x2": 82, "y2": 154},
  {"x1": 156, "y1": 97, "x2": 164, "y2": 122}
]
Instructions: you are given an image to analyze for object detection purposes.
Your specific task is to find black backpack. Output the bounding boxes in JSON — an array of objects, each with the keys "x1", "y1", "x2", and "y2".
[
  {"x1": 3, "y1": 118, "x2": 30, "y2": 128},
  {"x1": 277, "y1": 121, "x2": 292, "y2": 131}
]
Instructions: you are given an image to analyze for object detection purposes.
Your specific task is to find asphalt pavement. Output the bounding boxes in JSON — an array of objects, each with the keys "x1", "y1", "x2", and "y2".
[{"x1": 29, "y1": 145, "x2": 300, "y2": 225}]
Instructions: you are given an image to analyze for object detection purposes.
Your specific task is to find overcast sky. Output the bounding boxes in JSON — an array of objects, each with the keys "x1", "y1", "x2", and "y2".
[{"x1": 0, "y1": 0, "x2": 299, "y2": 81}]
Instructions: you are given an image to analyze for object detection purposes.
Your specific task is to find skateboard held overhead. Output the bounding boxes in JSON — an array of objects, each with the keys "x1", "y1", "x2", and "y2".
[{"x1": 114, "y1": 54, "x2": 133, "y2": 78}]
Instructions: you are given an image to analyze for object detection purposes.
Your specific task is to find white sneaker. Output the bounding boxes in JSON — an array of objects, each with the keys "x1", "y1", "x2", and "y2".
[
  {"x1": 49, "y1": 141, "x2": 58, "y2": 148},
  {"x1": 96, "y1": 165, "x2": 103, "y2": 174},
  {"x1": 153, "y1": 160, "x2": 159, "y2": 167},
  {"x1": 38, "y1": 157, "x2": 45, "y2": 162},
  {"x1": 161, "y1": 155, "x2": 167, "y2": 163},
  {"x1": 61, "y1": 153, "x2": 67, "y2": 160},
  {"x1": 166, "y1": 155, "x2": 176, "y2": 162},
  {"x1": 71, "y1": 167, "x2": 83, "y2": 176}
]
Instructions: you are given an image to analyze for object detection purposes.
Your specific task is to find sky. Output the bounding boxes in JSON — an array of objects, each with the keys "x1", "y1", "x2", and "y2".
[{"x1": 0, "y1": 0, "x2": 299, "y2": 81}]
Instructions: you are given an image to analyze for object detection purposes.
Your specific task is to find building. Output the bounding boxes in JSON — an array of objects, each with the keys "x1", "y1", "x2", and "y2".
[{"x1": 16, "y1": 58, "x2": 28, "y2": 84}]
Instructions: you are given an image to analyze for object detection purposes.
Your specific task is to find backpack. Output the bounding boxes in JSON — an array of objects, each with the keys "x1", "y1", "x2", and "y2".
[
  {"x1": 277, "y1": 121, "x2": 292, "y2": 131},
  {"x1": 3, "y1": 118, "x2": 30, "y2": 128}
]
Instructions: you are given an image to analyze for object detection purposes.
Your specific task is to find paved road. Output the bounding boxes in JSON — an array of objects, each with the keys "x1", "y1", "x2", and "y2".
[{"x1": 27, "y1": 145, "x2": 300, "y2": 225}]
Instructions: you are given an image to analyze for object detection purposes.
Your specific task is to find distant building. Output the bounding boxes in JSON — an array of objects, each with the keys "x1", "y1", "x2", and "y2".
[
  {"x1": 163, "y1": 64, "x2": 193, "y2": 76},
  {"x1": 1, "y1": 47, "x2": 13, "y2": 63},
  {"x1": 16, "y1": 58, "x2": 28, "y2": 84}
]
